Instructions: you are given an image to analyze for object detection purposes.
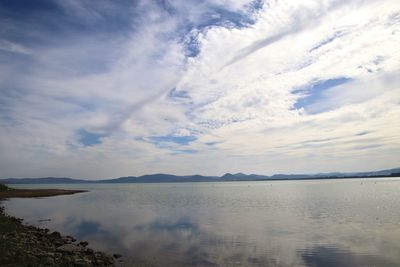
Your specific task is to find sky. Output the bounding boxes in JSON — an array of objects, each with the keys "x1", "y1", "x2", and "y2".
[{"x1": 0, "y1": 0, "x2": 399, "y2": 179}]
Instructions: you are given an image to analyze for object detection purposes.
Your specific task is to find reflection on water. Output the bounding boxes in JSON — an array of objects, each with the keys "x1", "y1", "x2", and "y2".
[
  {"x1": 300, "y1": 246, "x2": 399, "y2": 267},
  {"x1": 4, "y1": 179, "x2": 400, "y2": 267}
]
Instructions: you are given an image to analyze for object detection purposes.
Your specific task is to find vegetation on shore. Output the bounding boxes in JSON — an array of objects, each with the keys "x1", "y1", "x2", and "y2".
[
  {"x1": 0, "y1": 186, "x2": 117, "y2": 267},
  {"x1": 0, "y1": 183, "x2": 9, "y2": 191}
]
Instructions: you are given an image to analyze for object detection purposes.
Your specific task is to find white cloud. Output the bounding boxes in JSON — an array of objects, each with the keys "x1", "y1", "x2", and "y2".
[
  {"x1": 0, "y1": 0, "x2": 399, "y2": 178},
  {"x1": 0, "y1": 40, "x2": 31, "y2": 54}
]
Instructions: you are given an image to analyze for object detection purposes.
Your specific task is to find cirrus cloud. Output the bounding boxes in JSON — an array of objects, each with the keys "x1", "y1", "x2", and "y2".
[{"x1": 0, "y1": 0, "x2": 399, "y2": 178}]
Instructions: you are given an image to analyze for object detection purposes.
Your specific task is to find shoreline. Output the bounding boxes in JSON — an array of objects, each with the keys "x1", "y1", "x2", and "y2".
[
  {"x1": 0, "y1": 188, "x2": 118, "y2": 267},
  {"x1": 0, "y1": 188, "x2": 88, "y2": 199}
]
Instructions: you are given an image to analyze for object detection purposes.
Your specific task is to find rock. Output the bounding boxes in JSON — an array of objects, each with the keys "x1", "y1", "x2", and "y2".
[
  {"x1": 0, "y1": 205, "x2": 115, "y2": 266},
  {"x1": 49, "y1": 231, "x2": 61, "y2": 239},
  {"x1": 54, "y1": 239, "x2": 64, "y2": 246},
  {"x1": 62, "y1": 236, "x2": 75, "y2": 244},
  {"x1": 56, "y1": 244, "x2": 84, "y2": 253},
  {"x1": 66, "y1": 235, "x2": 76, "y2": 242},
  {"x1": 113, "y1": 253, "x2": 122, "y2": 259},
  {"x1": 46, "y1": 252, "x2": 55, "y2": 257},
  {"x1": 79, "y1": 241, "x2": 89, "y2": 247},
  {"x1": 42, "y1": 256, "x2": 55, "y2": 265},
  {"x1": 74, "y1": 258, "x2": 91, "y2": 266}
]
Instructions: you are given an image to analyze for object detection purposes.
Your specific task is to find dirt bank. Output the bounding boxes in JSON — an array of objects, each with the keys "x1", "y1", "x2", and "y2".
[{"x1": 0, "y1": 188, "x2": 88, "y2": 199}]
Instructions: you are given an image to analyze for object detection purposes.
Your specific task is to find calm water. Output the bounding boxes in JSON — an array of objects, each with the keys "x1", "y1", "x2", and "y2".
[{"x1": 4, "y1": 179, "x2": 400, "y2": 267}]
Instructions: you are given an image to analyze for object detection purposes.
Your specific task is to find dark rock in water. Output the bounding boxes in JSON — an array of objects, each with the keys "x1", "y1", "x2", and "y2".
[{"x1": 113, "y1": 253, "x2": 122, "y2": 259}]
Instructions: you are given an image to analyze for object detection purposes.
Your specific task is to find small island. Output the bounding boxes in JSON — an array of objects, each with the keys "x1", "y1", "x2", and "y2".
[{"x1": 0, "y1": 184, "x2": 117, "y2": 267}]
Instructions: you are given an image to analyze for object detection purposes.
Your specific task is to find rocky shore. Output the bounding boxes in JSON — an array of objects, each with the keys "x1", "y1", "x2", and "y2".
[{"x1": 0, "y1": 186, "x2": 117, "y2": 267}]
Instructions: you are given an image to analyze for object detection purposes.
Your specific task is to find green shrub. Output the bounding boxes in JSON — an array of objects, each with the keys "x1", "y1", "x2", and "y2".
[{"x1": 0, "y1": 183, "x2": 9, "y2": 191}]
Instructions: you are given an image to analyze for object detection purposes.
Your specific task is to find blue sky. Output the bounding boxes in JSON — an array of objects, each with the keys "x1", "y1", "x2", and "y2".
[{"x1": 0, "y1": 0, "x2": 399, "y2": 178}]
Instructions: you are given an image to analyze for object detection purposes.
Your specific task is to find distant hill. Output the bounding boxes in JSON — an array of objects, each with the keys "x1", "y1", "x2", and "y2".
[
  {"x1": 0, "y1": 177, "x2": 91, "y2": 184},
  {"x1": 220, "y1": 173, "x2": 268, "y2": 181},
  {"x1": 101, "y1": 174, "x2": 218, "y2": 183},
  {"x1": 1, "y1": 168, "x2": 399, "y2": 184}
]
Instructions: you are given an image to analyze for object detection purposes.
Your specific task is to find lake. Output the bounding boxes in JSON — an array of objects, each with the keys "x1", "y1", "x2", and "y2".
[{"x1": 3, "y1": 178, "x2": 400, "y2": 267}]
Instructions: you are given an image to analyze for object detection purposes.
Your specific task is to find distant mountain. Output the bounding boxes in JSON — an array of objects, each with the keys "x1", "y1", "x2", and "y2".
[
  {"x1": 220, "y1": 173, "x2": 268, "y2": 181},
  {"x1": 0, "y1": 177, "x2": 92, "y2": 184},
  {"x1": 1, "y1": 168, "x2": 399, "y2": 184},
  {"x1": 347, "y1": 168, "x2": 400, "y2": 177},
  {"x1": 270, "y1": 174, "x2": 313, "y2": 179},
  {"x1": 101, "y1": 174, "x2": 218, "y2": 183}
]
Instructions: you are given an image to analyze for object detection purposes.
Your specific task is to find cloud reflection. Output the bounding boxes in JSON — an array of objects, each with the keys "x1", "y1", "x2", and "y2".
[{"x1": 300, "y1": 246, "x2": 399, "y2": 267}]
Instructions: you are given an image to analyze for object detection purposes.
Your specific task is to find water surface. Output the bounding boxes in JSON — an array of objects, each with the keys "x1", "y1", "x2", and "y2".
[{"x1": 4, "y1": 178, "x2": 400, "y2": 266}]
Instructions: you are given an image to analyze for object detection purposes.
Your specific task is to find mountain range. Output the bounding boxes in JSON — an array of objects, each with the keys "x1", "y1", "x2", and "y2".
[{"x1": 1, "y1": 168, "x2": 399, "y2": 184}]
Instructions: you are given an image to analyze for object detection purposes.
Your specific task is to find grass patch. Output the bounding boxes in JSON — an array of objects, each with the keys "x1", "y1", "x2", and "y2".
[
  {"x1": 0, "y1": 212, "x2": 17, "y2": 234},
  {"x1": 0, "y1": 183, "x2": 9, "y2": 192}
]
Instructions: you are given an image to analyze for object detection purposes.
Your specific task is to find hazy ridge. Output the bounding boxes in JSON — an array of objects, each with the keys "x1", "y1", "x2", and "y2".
[{"x1": 1, "y1": 168, "x2": 400, "y2": 184}]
